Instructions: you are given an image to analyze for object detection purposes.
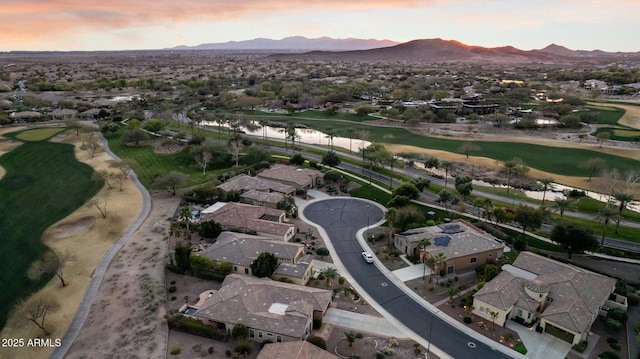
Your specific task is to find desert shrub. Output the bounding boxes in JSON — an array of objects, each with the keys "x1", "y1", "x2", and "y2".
[
  {"x1": 375, "y1": 353, "x2": 386, "y2": 359},
  {"x1": 316, "y1": 247, "x2": 329, "y2": 256},
  {"x1": 168, "y1": 313, "x2": 224, "y2": 340},
  {"x1": 514, "y1": 237, "x2": 527, "y2": 251},
  {"x1": 627, "y1": 293, "x2": 640, "y2": 305},
  {"x1": 598, "y1": 351, "x2": 620, "y2": 359},
  {"x1": 338, "y1": 276, "x2": 345, "y2": 285},
  {"x1": 232, "y1": 323, "x2": 249, "y2": 340},
  {"x1": 463, "y1": 316, "x2": 472, "y2": 324},
  {"x1": 608, "y1": 307, "x2": 628, "y2": 323},
  {"x1": 355, "y1": 332, "x2": 363, "y2": 339},
  {"x1": 208, "y1": 346, "x2": 214, "y2": 354},
  {"x1": 307, "y1": 335, "x2": 327, "y2": 350},
  {"x1": 170, "y1": 347, "x2": 181, "y2": 355},
  {"x1": 573, "y1": 340, "x2": 588, "y2": 353},
  {"x1": 605, "y1": 318, "x2": 622, "y2": 332},
  {"x1": 168, "y1": 285, "x2": 177, "y2": 293}
]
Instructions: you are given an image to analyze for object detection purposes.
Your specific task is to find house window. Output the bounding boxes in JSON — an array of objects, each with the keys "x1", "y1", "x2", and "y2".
[
  {"x1": 470, "y1": 257, "x2": 477, "y2": 264},
  {"x1": 245, "y1": 268, "x2": 249, "y2": 274},
  {"x1": 479, "y1": 307, "x2": 485, "y2": 313},
  {"x1": 276, "y1": 335, "x2": 282, "y2": 342},
  {"x1": 258, "y1": 331, "x2": 263, "y2": 339},
  {"x1": 528, "y1": 313, "x2": 531, "y2": 319},
  {"x1": 266, "y1": 333, "x2": 273, "y2": 337},
  {"x1": 234, "y1": 266, "x2": 238, "y2": 272},
  {"x1": 249, "y1": 329, "x2": 255, "y2": 338},
  {"x1": 517, "y1": 309, "x2": 523, "y2": 317},
  {"x1": 447, "y1": 265, "x2": 454, "y2": 274}
]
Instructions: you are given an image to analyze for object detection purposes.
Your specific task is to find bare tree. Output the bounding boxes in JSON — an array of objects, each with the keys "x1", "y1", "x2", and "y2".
[
  {"x1": 20, "y1": 294, "x2": 60, "y2": 336},
  {"x1": 109, "y1": 159, "x2": 131, "y2": 179},
  {"x1": 191, "y1": 146, "x2": 213, "y2": 175},
  {"x1": 92, "y1": 170, "x2": 113, "y2": 189},
  {"x1": 81, "y1": 132, "x2": 102, "y2": 157},
  {"x1": 90, "y1": 191, "x2": 110, "y2": 217},
  {"x1": 28, "y1": 250, "x2": 76, "y2": 287},
  {"x1": 229, "y1": 140, "x2": 245, "y2": 167}
]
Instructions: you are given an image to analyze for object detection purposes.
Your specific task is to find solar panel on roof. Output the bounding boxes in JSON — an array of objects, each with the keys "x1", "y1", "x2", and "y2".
[
  {"x1": 434, "y1": 235, "x2": 451, "y2": 246},
  {"x1": 441, "y1": 224, "x2": 463, "y2": 234}
]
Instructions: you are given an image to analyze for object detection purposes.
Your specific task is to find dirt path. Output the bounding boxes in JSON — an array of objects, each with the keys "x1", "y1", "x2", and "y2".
[{"x1": 65, "y1": 191, "x2": 179, "y2": 359}]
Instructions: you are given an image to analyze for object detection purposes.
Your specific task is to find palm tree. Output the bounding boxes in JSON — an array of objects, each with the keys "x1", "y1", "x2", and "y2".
[
  {"x1": 489, "y1": 311, "x2": 499, "y2": 330},
  {"x1": 346, "y1": 128, "x2": 355, "y2": 153},
  {"x1": 418, "y1": 238, "x2": 432, "y2": 280},
  {"x1": 430, "y1": 253, "x2": 447, "y2": 284},
  {"x1": 552, "y1": 197, "x2": 575, "y2": 218},
  {"x1": 612, "y1": 191, "x2": 634, "y2": 233},
  {"x1": 447, "y1": 287, "x2": 461, "y2": 304},
  {"x1": 321, "y1": 267, "x2": 338, "y2": 287},
  {"x1": 344, "y1": 331, "x2": 357, "y2": 347},
  {"x1": 385, "y1": 208, "x2": 397, "y2": 247},
  {"x1": 597, "y1": 206, "x2": 619, "y2": 246},
  {"x1": 286, "y1": 124, "x2": 299, "y2": 152},
  {"x1": 179, "y1": 205, "x2": 192, "y2": 240},
  {"x1": 539, "y1": 177, "x2": 555, "y2": 206},
  {"x1": 441, "y1": 161, "x2": 454, "y2": 188},
  {"x1": 257, "y1": 119, "x2": 269, "y2": 140},
  {"x1": 325, "y1": 127, "x2": 335, "y2": 150},
  {"x1": 502, "y1": 160, "x2": 518, "y2": 196}
]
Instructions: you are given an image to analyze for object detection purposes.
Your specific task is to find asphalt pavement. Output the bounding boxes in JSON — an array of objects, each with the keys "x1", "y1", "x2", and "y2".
[{"x1": 301, "y1": 197, "x2": 525, "y2": 359}]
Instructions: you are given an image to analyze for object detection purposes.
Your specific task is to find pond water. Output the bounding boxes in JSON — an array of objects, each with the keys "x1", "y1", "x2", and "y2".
[{"x1": 202, "y1": 121, "x2": 371, "y2": 151}]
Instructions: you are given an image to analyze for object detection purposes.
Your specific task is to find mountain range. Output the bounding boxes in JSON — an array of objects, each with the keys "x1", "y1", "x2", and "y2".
[
  {"x1": 172, "y1": 36, "x2": 398, "y2": 51},
  {"x1": 172, "y1": 36, "x2": 640, "y2": 64}
]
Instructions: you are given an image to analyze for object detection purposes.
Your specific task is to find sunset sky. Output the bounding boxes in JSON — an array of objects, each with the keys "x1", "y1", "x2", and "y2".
[{"x1": 1, "y1": 0, "x2": 638, "y2": 52}]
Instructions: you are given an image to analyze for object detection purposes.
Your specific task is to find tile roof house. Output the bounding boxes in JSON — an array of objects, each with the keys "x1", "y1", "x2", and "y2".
[
  {"x1": 217, "y1": 174, "x2": 296, "y2": 201},
  {"x1": 472, "y1": 251, "x2": 618, "y2": 345},
  {"x1": 200, "y1": 202, "x2": 295, "y2": 241},
  {"x1": 394, "y1": 220, "x2": 505, "y2": 274},
  {"x1": 198, "y1": 232, "x2": 312, "y2": 284},
  {"x1": 185, "y1": 274, "x2": 332, "y2": 343},
  {"x1": 239, "y1": 190, "x2": 284, "y2": 209},
  {"x1": 257, "y1": 164, "x2": 324, "y2": 190},
  {"x1": 257, "y1": 341, "x2": 338, "y2": 359}
]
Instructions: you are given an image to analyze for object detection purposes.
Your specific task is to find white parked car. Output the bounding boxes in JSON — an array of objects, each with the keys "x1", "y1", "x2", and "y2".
[{"x1": 362, "y1": 251, "x2": 374, "y2": 263}]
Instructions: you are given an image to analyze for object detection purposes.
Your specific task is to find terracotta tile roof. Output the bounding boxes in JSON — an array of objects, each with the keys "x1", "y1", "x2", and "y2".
[
  {"x1": 218, "y1": 174, "x2": 296, "y2": 195},
  {"x1": 193, "y1": 274, "x2": 332, "y2": 339},
  {"x1": 199, "y1": 232, "x2": 303, "y2": 267},
  {"x1": 474, "y1": 252, "x2": 616, "y2": 333},
  {"x1": 200, "y1": 202, "x2": 293, "y2": 237},
  {"x1": 257, "y1": 164, "x2": 323, "y2": 187},
  {"x1": 240, "y1": 190, "x2": 284, "y2": 205}
]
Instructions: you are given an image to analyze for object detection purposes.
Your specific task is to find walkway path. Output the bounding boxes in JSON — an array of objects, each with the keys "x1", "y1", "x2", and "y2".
[{"x1": 50, "y1": 133, "x2": 152, "y2": 359}]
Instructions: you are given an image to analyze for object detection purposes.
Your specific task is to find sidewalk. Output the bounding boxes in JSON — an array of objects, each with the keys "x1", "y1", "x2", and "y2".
[{"x1": 323, "y1": 308, "x2": 408, "y2": 338}]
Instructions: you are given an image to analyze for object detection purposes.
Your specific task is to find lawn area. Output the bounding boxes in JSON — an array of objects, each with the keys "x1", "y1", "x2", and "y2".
[
  {"x1": 582, "y1": 105, "x2": 626, "y2": 126},
  {"x1": 0, "y1": 137, "x2": 103, "y2": 329},
  {"x1": 14, "y1": 127, "x2": 65, "y2": 141},
  {"x1": 104, "y1": 130, "x2": 216, "y2": 188},
  {"x1": 593, "y1": 127, "x2": 640, "y2": 142},
  {"x1": 236, "y1": 116, "x2": 640, "y2": 177}
]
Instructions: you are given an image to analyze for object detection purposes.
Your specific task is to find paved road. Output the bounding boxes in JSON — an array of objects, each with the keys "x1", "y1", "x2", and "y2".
[{"x1": 302, "y1": 198, "x2": 521, "y2": 359}]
